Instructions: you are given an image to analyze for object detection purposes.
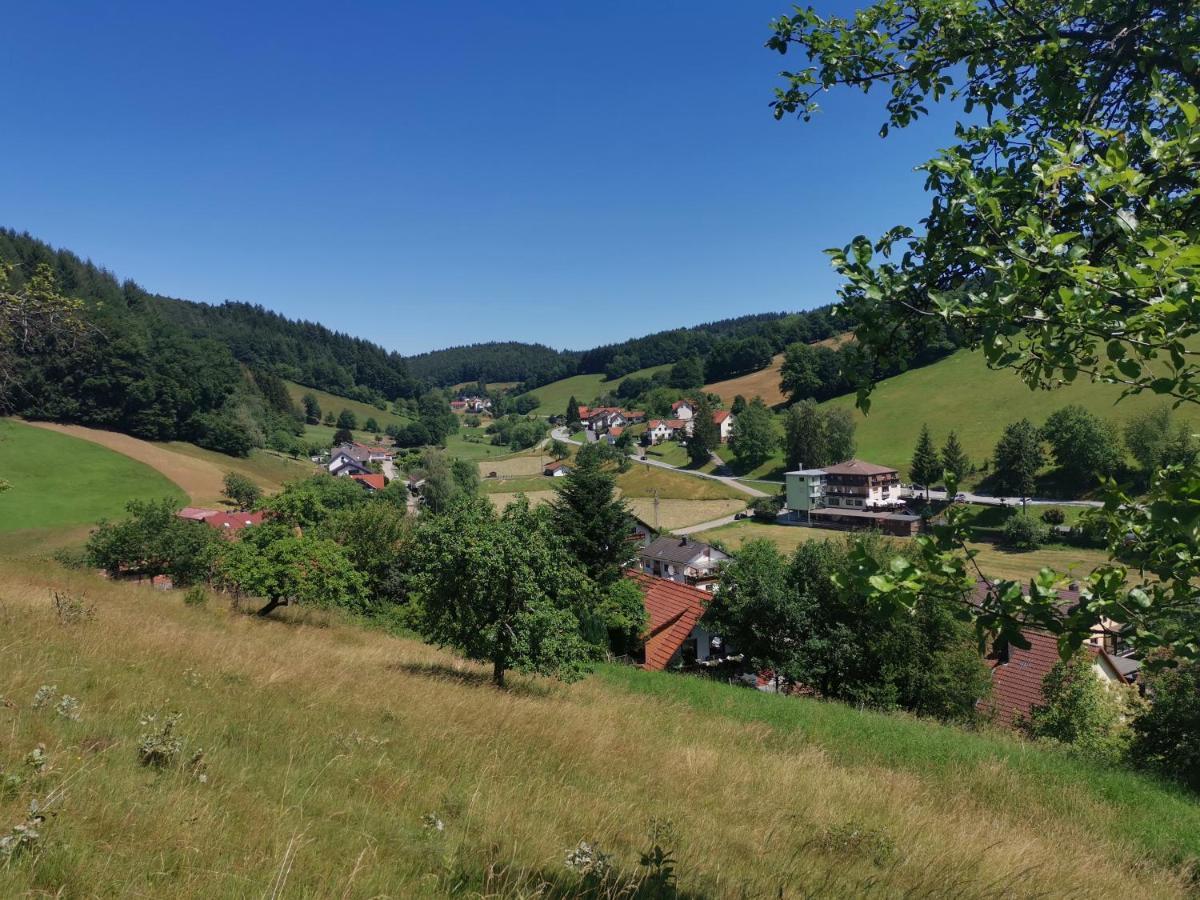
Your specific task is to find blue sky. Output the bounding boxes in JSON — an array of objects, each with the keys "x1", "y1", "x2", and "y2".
[{"x1": 3, "y1": 2, "x2": 963, "y2": 355}]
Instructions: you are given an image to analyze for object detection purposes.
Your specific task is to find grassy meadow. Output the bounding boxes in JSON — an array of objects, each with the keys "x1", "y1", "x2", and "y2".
[
  {"x1": 821, "y1": 347, "x2": 1200, "y2": 479},
  {"x1": 0, "y1": 420, "x2": 185, "y2": 534},
  {"x1": 1, "y1": 557, "x2": 1196, "y2": 897}
]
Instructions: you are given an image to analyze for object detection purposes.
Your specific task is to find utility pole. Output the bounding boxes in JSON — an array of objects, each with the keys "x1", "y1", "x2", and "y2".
[{"x1": 653, "y1": 487, "x2": 660, "y2": 532}]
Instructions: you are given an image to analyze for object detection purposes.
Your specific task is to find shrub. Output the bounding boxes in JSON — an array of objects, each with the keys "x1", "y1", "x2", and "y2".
[
  {"x1": 1128, "y1": 660, "x2": 1200, "y2": 791},
  {"x1": 750, "y1": 496, "x2": 780, "y2": 521},
  {"x1": 183, "y1": 586, "x2": 208, "y2": 607},
  {"x1": 1001, "y1": 514, "x2": 1047, "y2": 550},
  {"x1": 1041, "y1": 507, "x2": 1066, "y2": 525}
]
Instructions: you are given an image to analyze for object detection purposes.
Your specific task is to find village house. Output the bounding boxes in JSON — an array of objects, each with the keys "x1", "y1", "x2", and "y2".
[
  {"x1": 626, "y1": 570, "x2": 722, "y2": 670},
  {"x1": 784, "y1": 462, "x2": 920, "y2": 536},
  {"x1": 328, "y1": 443, "x2": 373, "y2": 477},
  {"x1": 586, "y1": 407, "x2": 628, "y2": 434},
  {"x1": 982, "y1": 627, "x2": 1139, "y2": 728},
  {"x1": 175, "y1": 507, "x2": 265, "y2": 536},
  {"x1": 638, "y1": 535, "x2": 729, "y2": 593},
  {"x1": 644, "y1": 420, "x2": 675, "y2": 444},
  {"x1": 350, "y1": 473, "x2": 387, "y2": 493},
  {"x1": 671, "y1": 399, "x2": 694, "y2": 420},
  {"x1": 352, "y1": 441, "x2": 394, "y2": 463},
  {"x1": 713, "y1": 410, "x2": 734, "y2": 442},
  {"x1": 543, "y1": 461, "x2": 572, "y2": 477}
]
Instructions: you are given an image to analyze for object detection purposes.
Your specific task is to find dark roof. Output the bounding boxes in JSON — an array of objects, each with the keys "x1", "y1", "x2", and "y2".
[
  {"x1": 332, "y1": 443, "x2": 371, "y2": 463},
  {"x1": 809, "y1": 507, "x2": 917, "y2": 522},
  {"x1": 626, "y1": 571, "x2": 708, "y2": 671},
  {"x1": 640, "y1": 535, "x2": 725, "y2": 566},
  {"x1": 823, "y1": 459, "x2": 898, "y2": 477}
]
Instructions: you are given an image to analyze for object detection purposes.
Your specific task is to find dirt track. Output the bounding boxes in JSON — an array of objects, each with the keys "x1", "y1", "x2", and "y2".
[{"x1": 25, "y1": 422, "x2": 227, "y2": 503}]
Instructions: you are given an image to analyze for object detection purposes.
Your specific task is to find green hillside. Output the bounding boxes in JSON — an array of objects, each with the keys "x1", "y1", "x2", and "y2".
[
  {"x1": 1, "y1": 557, "x2": 1196, "y2": 897},
  {"x1": 0, "y1": 420, "x2": 185, "y2": 534},
  {"x1": 283, "y1": 381, "x2": 410, "y2": 442},
  {"x1": 525, "y1": 364, "x2": 670, "y2": 415},
  {"x1": 821, "y1": 348, "x2": 1200, "y2": 478}
]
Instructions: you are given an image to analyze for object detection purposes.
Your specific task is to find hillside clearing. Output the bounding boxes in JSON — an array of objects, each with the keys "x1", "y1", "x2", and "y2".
[
  {"x1": 0, "y1": 420, "x2": 185, "y2": 534},
  {"x1": 22, "y1": 421, "x2": 309, "y2": 505},
  {"x1": 525, "y1": 364, "x2": 670, "y2": 415},
  {"x1": 0, "y1": 558, "x2": 1194, "y2": 897},
  {"x1": 704, "y1": 352, "x2": 788, "y2": 408},
  {"x1": 283, "y1": 381, "x2": 410, "y2": 433}
]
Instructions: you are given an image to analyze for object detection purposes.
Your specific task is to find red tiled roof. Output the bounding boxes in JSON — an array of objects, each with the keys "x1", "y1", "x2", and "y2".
[
  {"x1": 671, "y1": 400, "x2": 692, "y2": 411},
  {"x1": 983, "y1": 630, "x2": 1062, "y2": 728},
  {"x1": 625, "y1": 570, "x2": 708, "y2": 671},
  {"x1": 712, "y1": 410, "x2": 731, "y2": 423},
  {"x1": 202, "y1": 511, "x2": 266, "y2": 534},
  {"x1": 648, "y1": 419, "x2": 668, "y2": 429},
  {"x1": 350, "y1": 473, "x2": 387, "y2": 491},
  {"x1": 626, "y1": 410, "x2": 645, "y2": 418},
  {"x1": 609, "y1": 426, "x2": 624, "y2": 437},
  {"x1": 823, "y1": 458, "x2": 898, "y2": 476},
  {"x1": 666, "y1": 419, "x2": 687, "y2": 429}
]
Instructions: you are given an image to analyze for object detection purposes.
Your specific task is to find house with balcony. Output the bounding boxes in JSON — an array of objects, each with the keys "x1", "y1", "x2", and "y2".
[
  {"x1": 784, "y1": 459, "x2": 920, "y2": 536},
  {"x1": 637, "y1": 535, "x2": 729, "y2": 593},
  {"x1": 821, "y1": 459, "x2": 902, "y2": 509}
]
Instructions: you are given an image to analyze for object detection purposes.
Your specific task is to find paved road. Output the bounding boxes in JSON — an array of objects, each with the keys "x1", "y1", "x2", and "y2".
[
  {"x1": 906, "y1": 487, "x2": 1103, "y2": 508},
  {"x1": 550, "y1": 427, "x2": 767, "y2": 499}
]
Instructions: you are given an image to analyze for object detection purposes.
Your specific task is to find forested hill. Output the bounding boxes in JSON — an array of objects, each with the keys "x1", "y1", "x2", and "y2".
[
  {"x1": 408, "y1": 309, "x2": 855, "y2": 389},
  {"x1": 153, "y1": 299, "x2": 418, "y2": 401},
  {"x1": 0, "y1": 228, "x2": 417, "y2": 456}
]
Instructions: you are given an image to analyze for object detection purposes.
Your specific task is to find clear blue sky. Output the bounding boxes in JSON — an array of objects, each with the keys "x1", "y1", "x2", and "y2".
[{"x1": 3, "y1": 1, "x2": 961, "y2": 355}]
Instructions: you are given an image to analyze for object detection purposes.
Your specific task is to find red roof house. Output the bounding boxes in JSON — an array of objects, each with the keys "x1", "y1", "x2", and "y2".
[
  {"x1": 350, "y1": 473, "x2": 387, "y2": 492},
  {"x1": 202, "y1": 511, "x2": 266, "y2": 535},
  {"x1": 982, "y1": 628, "x2": 1132, "y2": 728},
  {"x1": 625, "y1": 570, "x2": 709, "y2": 671}
]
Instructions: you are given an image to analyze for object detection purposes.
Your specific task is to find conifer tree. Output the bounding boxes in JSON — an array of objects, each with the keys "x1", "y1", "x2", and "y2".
[
  {"x1": 688, "y1": 395, "x2": 720, "y2": 467},
  {"x1": 940, "y1": 430, "x2": 969, "y2": 482},
  {"x1": 909, "y1": 424, "x2": 941, "y2": 500},
  {"x1": 551, "y1": 452, "x2": 632, "y2": 586},
  {"x1": 566, "y1": 395, "x2": 581, "y2": 426}
]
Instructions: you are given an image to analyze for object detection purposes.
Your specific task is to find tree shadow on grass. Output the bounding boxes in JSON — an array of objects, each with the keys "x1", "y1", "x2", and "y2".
[{"x1": 388, "y1": 660, "x2": 559, "y2": 698}]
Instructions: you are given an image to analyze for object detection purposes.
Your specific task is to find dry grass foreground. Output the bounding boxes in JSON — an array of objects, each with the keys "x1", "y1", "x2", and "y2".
[
  {"x1": 23, "y1": 422, "x2": 306, "y2": 505},
  {"x1": 1, "y1": 559, "x2": 1192, "y2": 898}
]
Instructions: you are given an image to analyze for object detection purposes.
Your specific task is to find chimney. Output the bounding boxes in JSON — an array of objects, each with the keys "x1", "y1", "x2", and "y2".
[{"x1": 678, "y1": 537, "x2": 688, "y2": 546}]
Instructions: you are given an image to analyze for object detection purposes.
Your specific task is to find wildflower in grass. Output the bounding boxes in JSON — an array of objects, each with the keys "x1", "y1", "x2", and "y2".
[
  {"x1": 55, "y1": 695, "x2": 81, "y2": 721},
  {"x1": 421, "y1": 813, "x2": 444, "y2": 833},
  {"x1": 564, "y1": 841, "x2": 612, "y2": 879},
  {"x1": 137, "y1": 713, "x2": 183, "y2": 769},
  {"x1": 31, "y1": 685, "x2": 57, "y2": 709},
  {"x1": 0, "y1": 801, "x2": 45, "y2": 862},
  {"x1": 23, "y1": 746, "x2": 47, "y2": 775}
]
